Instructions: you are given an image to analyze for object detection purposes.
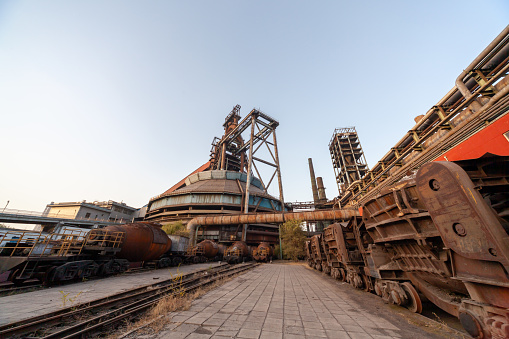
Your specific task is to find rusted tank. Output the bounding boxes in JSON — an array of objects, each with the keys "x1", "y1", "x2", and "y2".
[
  {"x1": 102, "y1": 222, "x2": 172, "y2": 262},
  {"x1": 226, "y1": 241, "x2": 249, "y2": 257},
  {"x1": 224, "y1": 241, "x2": 250, "y2": 264},
  {"x1": 217, "y1": 244, "x2": 227, "y2": 257},
  {"x1": 195, "y1": 240, "x2": 219, "y2": 258},
  {"x1": 252, "y1": 242, "x2": 273, "y2": 262}
]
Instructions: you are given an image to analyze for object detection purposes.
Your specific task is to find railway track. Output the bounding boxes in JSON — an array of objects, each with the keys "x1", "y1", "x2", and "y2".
[
  {"x1": 0, "y1": 262, "x2": 200, "y2": 297},
  {"x1": 0, "y1": 262, "x2": 259, "y2": 338},
  {"x1": 0, "y1": 280, "x2": 43, "y2": 297}
]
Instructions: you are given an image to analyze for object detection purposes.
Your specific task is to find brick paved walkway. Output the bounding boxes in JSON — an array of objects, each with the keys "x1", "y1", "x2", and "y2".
[{"x1": 155, "y1": 263, "x2": 450, "y2": 339}]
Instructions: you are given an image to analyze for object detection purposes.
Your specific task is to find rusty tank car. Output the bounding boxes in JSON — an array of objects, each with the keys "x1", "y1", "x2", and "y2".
[
  {"x1": 252, "y1": 242, "x2": 273, "y2": 262},
  {"x1": 188, "y1": 239, "x2": 225, "y2": 263},
  {"x1": 102, "y1": 222, "x2": 172, "y2": 262},
  {"x1": 224, "y1": 241, "x2": 250, "y2": 264},
  {"x1": 307, "y1": 26, "x2": 509, "y2": 339},
  {"x1": 0, "y1": 222, "x2": 183, "y2": 285}
]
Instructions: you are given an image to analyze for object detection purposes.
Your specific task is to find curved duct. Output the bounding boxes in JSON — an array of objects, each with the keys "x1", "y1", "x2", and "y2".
[{"x1": 187, "y1": 208, "x2": 359, "y2": 245}]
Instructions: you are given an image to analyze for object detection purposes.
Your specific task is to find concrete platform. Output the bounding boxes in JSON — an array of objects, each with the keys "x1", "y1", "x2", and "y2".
[
  {"x1": 149, "y1": 263, "x2": 464, "y2": 339},
  {"x1": 0, "y1": 262, "x2": 222, "y2": 326}
]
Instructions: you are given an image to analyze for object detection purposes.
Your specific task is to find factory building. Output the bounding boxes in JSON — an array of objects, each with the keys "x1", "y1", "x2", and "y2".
[{"x1": 43, "y1": 200, "x2": 137, "y2": 223}]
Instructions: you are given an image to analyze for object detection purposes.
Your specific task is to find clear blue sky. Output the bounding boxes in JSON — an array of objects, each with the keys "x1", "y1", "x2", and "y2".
[{"x1": 0, "y1": 1, "x2": 507, "y2": 212}]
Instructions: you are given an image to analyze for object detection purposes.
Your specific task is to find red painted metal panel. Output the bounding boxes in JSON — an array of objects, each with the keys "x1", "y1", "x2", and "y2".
[{"x1": 435, "y1": 114, "x2": 509, "y2": 161}]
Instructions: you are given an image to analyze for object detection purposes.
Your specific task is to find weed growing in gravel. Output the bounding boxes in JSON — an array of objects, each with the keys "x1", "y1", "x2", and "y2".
[
  {"x1": 169, "y1": 265, "x2": 185, "y2": 297},
  {"x1": 59, "y1": 290, "x2": 83, "y2": 308},
  {"x1": 112, "y1": 272, "x2": 241, "y2": 339}
]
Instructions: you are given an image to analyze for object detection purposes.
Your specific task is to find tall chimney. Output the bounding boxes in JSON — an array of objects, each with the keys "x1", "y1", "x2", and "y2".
[
  {"x1": 317, "y1": 177, "x2": 327, "y2": 202},
  {"x1": 308, "y1": 158, "x2": 319, "y2": 204}
]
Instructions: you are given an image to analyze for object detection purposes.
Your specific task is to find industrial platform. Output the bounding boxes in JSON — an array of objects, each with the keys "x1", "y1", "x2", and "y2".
[
  {"x1": 143, "y1": 263, "x2": 464, "y2": 339},
  {"x1": 0, "y1": 262, "x2": 222, "y2": 326}
]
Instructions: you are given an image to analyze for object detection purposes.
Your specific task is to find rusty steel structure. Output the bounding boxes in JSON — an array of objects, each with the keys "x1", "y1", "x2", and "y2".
[
  {"x1": 145, "y1": 105, "x2": 286, "y2": 247},
  {"x1": 307, "y1": 26, "x2": 509, "y2": 339},
  {"x1": 329, "y1": 127, "x2": 369, "y2": 203},
  {"x1": 209, "y1": 106, "x2": 285, "y2": 211},
  {"x1": 336, "y1": 26, "x2": 509, "y2": 209}
]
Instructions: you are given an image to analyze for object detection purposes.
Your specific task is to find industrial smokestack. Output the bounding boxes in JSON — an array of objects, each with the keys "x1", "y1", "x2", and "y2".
[
  {"x1": 316, "y1": 177, "x2": 327, "y2": 202},
  {"x1": 308, "y1": 158, "x2": 319, "y2": 204}
]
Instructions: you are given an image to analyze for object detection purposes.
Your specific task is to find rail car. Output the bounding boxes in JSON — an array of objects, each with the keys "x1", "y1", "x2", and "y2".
[
  {"x1": 0, "y1": 226, "x2": 128, "y2": 285},
  {"x1": 187, "y1": 239, "x2": 226, "y2": 263},
  {"x1": 252, "y1": 242, "x2": 274, "y2": 262},
  {"x1": 309, "y1": 154, "x2": 509, "y2": 337},
  {"x1": 0, "y1": 220, "x2": 275, "y2": 286},
  {"x1": 308, "y1": 25, "x2": 509, "y2": 338},
  {"x1": 224, "y1": 241, "x2": 251, "y2": 264},
  {"x1": 0, "y1": 222, "x2": 191, "y2": 285}
]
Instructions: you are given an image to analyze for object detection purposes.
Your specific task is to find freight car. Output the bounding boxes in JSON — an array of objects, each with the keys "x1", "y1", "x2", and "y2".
[
  {"x1": 308, "y1": 25, "x2": 509, "y2": 339},
  {"x1": 224, "y1": 241, "x2": 251, "y2": 264},
  {"x1": 187, "y1": 239, "x2": 226, "y2": 263},
  {"x1": 310, "y1": 155, "x2": 509, "y2": 337},
  {"x1": 252, "y1": 242, "x2": 273, "y2": 262},
  {"x1": 0, "y1": 222, "x2": 185, "y2": 285},
  {"x1": 0, "y1": 226, "x2": 128, "y2": 285}
]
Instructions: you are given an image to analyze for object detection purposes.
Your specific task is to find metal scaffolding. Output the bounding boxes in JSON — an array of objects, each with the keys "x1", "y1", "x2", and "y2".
[
  {"x1": 329, "y1": 127, "x2": 369, "y2": 201},
  {"x1": 210, "y1": 106, "x2": 285, "y2": 212}
]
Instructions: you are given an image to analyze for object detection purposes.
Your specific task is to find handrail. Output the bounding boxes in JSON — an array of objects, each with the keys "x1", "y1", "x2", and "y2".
[
  {"x1": 0, "y1": 208, "x2": 128, "y2": 224},
  {"x1": 0, "y1": 228, "x2": 125, "y2": 258}
]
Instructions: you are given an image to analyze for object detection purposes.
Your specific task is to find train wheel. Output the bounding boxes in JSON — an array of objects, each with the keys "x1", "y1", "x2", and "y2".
[
  {"x1": 362, "y1": 275, "x2": 372, "y2": 292},
  {"x1": 9, "y1": 269, "x2": 25, "y2": 286},
  {"x1": 402, "y1": 282, "x2": 422, "y2": 313}
]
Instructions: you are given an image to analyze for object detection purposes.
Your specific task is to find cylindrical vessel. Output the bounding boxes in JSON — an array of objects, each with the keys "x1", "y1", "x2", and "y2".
[
  {"x1": 103, "y1": 222, "x2": 172, "y2": 262},
  {"x1": 227, "y1": 241, "x2": 249, "y2": 256},
  {"x1": 217, "y1": 244, "x2": 227, "y2": 257},
  {"x1": 196, "y1": 240, "x2": 219, "y2": 258},
  {"x1": 257, "y1": 242, "x2": 273, "y2": 256},
  {"x1": 253, "y1": 242, "x2": 273, "y2": 261}
]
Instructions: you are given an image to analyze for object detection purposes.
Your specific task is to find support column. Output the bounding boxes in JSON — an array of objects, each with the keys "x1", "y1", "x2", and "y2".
[
  {"x1": 243, "y1": 114, "x2": 256, "y2": 241},
  {"x1": 273, "y1": 129, "x2": 285, "y2": 207},
  {"x1": 273, "y1": 129, "x2": 285, "y2": 259}
]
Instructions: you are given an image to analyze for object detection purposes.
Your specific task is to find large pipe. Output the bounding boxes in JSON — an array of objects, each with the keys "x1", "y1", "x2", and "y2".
[
  {"x1": 187, "y1": 208, "x2": 359, "y2": 245},
  {"x1": 455, "y1": 25, "x2": 509, "y2": 102},
  {"x1": 308, "y1": 158, "x2": 320, "y2": 204}
]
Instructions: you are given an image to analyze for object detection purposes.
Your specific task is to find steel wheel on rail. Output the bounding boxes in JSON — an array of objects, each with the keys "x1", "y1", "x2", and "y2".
[{"x1": 401, "y1": 282, "x2": 422, "y2": 313}]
